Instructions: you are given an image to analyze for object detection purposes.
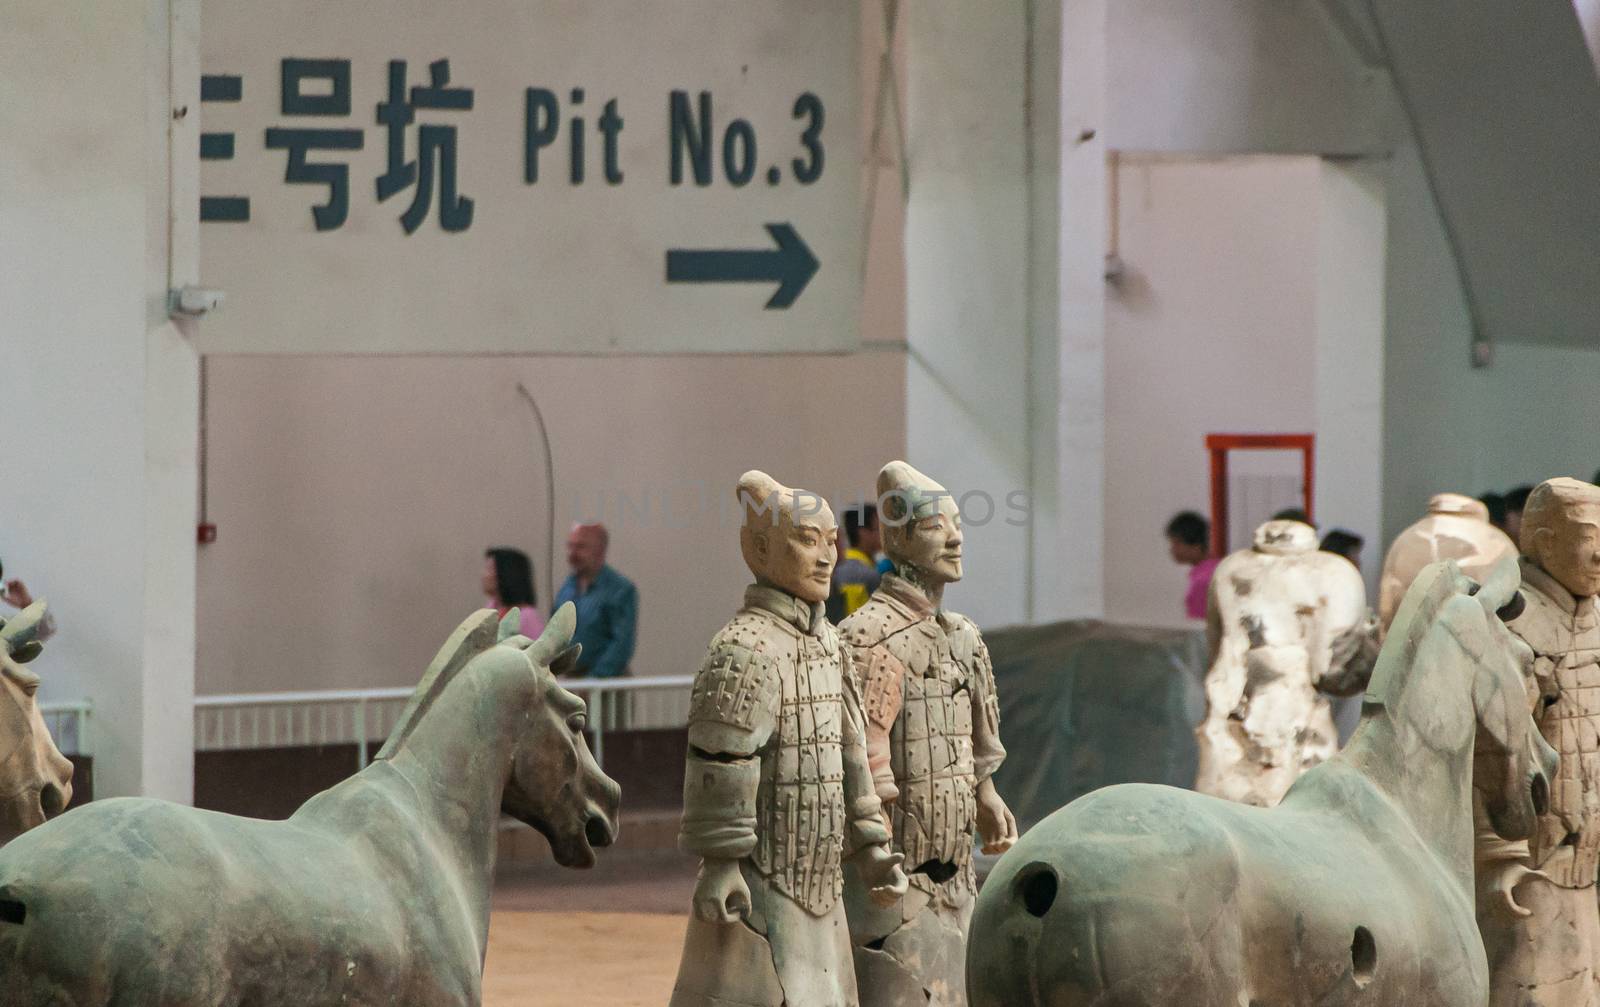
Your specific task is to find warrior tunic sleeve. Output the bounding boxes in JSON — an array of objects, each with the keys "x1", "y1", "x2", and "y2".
[
  {"x1": 850, "y1": 641, "x2": 907, "y2": 809},
  {"x1": 679, "y1": 640, "x2": 781, "y2": 861},
  {"x1": 841, "y1": 647, "x2": 894, "y2": 855},
  {"x1": 970, "y1": 634, "x2": 1007, "y2": 783}
]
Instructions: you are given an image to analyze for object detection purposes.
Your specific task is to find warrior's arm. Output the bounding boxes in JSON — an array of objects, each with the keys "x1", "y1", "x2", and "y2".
[
  {"x1": 841, "y1": 649, "x2": 893, "y2": 854},
  {"x1": 971, "y1": 636, "x2": 1007, "y2": 783},
  {"x1": 679, "y1": 643, "x2": 780, "y2": 861},
  {"x1": 849, "y1": 642, "x2": 906, "y2": 809},
  {"x1": 1531, "y1": 655, "x2": 1560, "y2": 703}
]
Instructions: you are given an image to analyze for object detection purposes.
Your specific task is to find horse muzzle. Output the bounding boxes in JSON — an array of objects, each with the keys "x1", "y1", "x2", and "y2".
[
  {"x1": 585, "y1": 811, "x2": 615, "y2": 850},
  {"x1": 967, "y1": 861, "x2": 1064, "y2": 1007},
  {"x1": 1531, "y1": 770, "x2": 1550, "y2": 817}
]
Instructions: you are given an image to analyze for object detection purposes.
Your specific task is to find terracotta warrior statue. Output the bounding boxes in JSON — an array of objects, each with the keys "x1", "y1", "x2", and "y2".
[
  {"x1": 838, "y1": 461, "x2": 1017, "y2": 1006},
  {"x1": 1194, "y1": 519, "x2": 1380, "y2": 806},
  {"x1": 1477, "y1": 476, "x2": 1600, "y2": 1007},
  {"x1": 671, "y1": 471, "x2": 908, "y2": 1007},
  {"x1": 1379, "y1": 492, "x2": 1517, "y2": 635}
]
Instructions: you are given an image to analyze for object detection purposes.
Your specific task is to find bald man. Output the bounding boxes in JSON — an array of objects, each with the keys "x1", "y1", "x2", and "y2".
[{"x1": 552, "y1": 523, "x2": 638, "y2": 679}]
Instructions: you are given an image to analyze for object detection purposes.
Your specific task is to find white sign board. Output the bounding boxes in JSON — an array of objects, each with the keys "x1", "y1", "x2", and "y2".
[{"x1": 198, "y1": 1, "x2": 860, "y2": 354}]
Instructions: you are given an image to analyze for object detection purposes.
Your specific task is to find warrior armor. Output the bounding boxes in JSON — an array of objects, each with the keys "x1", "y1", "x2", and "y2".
[
  {"x1": 1514, "y1": 559, "x2": 1600, "y2": 888},
  {"x1": 841, "y1": 574, "x2": 1005, "y2": 900},
  {"x1": 680, "y1": 585, "x2": 888, "y2": 917}
]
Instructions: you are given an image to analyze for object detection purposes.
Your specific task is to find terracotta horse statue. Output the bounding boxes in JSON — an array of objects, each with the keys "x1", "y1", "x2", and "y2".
[
  {"x1": 0, "y1": 602, "x2": 74, "y2": 844},
  {"x1": 968, "y1": 559, "x2": 1557, "y2": 1007},
  {"x1": 0, "y1": 603, "x2": 619, "y2": 1006}
]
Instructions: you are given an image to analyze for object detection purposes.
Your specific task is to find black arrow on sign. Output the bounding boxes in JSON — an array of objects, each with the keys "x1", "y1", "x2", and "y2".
[{"x1": 665, "y1": 222, "x2": 820, "y2": 310}]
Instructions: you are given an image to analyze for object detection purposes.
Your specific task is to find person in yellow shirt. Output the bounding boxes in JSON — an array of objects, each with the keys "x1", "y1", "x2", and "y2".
[{"x1": 828, "y1": 504, "x2": 884, "y2": 623}]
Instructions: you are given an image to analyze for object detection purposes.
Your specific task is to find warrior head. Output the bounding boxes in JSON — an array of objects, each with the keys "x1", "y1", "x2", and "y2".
[
  {"x1": 736, "y1": 470, "x2": 837, "y2": 604},
  {"x1": 1522, "y1": 477, "x2": 1600, "y2": 599},
  {"x1": 878, "y1": 460, "x2": 963, "y2": 587}
]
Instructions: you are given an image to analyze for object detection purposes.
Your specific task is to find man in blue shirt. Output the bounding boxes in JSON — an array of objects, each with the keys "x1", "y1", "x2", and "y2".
[{"x1": 552, "y1": 523, "x2": 638, "y2": 679}]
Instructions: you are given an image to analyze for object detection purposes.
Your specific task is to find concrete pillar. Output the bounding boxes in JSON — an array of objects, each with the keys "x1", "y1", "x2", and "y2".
[
  {"x1": 1053, "y1": 0, "x2": 1109, "y2": 620},
  {"x1": 903, "y1": 0, "x2": 1105, "y2": 626},
  {"x1": 1, "y1": 0, "x2": 199, "y2": 801},
  {"x1": 1313, "y1": 161, "x2": 1386, "y2": 594}
]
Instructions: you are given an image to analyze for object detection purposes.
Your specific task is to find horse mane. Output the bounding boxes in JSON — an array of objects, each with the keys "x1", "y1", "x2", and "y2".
[
  {"x1": 1363, "y1": 561, "x2": 1470, "y2": 709},
  {"x1": 375, "y1": 609, "x2": 502, "y2": 762}
]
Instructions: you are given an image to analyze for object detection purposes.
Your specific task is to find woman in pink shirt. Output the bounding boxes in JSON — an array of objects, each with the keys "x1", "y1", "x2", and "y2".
[
  {"x1": 483, "y1": 547, "x2": 546, "y2": 637},
  {"x1": 1166, "y1": 511, "x2": 1218, "y2": 620}
]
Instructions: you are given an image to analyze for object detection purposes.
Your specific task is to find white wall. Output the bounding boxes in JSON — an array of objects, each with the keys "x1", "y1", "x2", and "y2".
[
  {"x1": 2, "y1": 0, "x2": 198, "y2": 800},
  {"x1": 1044, "y1": 0, "x2": 1110, "y2": 623},
  {"x1": 196, "y1": 354, "x2": 904, "y2": 694},
  {"x1": 1103, "y1": 155, "x2": 1323, "y2": 626}
]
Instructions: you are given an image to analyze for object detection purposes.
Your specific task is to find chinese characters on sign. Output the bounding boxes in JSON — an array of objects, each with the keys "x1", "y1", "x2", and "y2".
[{"x1": 202, "y1": 57, "x2": 828, "y2": 236}]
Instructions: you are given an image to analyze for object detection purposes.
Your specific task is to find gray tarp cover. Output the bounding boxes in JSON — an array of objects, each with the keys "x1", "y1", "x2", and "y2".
[{"x1": 985, "y1": 620, "x2": 1208, "y2": 832}]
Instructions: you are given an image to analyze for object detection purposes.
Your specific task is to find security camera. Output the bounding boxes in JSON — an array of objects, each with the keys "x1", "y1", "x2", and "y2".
[{"x1": 168, "y1": 286, "x2": 225, "y2": 318}]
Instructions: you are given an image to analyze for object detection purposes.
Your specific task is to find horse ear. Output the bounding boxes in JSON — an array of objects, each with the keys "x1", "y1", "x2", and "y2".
[
  {"x1": 550, "y1": 643, "x2": 582, "y2": 677},
  {"x1": 0, "y1": 601, "x2": 48, "y2": 659},
  {"x1": 497, "y1": 610, "x2": 521, "y2": 643},
  {"x1": 1472, "y1": 644, "x2": 1523, "y2": 752},
  {"x1": 4, "y1": 663, "x2": 40, "y2": 693},
  {"x1": 527, "y1": 602, "x2": 577, "y2": 667},
  {"x1": 1476, "y1": 555, "x2": 1522, "y2": 617}
]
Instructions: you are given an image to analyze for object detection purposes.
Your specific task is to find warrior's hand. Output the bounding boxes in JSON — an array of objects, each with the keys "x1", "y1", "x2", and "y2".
[
  {"x1": 977, "y1": 778, "x2": 1019, "y2": 855},
  {"x1": 1481, "y1": 861, "x2": 1549, "y2": 918},
  {"x1": 857, "y1": 845, "x2": 908, "y2": 907},
  {"x1": 692, "y1": 858, "x2": 751, "y2": 925}
]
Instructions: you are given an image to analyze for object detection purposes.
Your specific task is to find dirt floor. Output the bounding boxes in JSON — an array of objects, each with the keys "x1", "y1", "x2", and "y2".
[
  {"x1": 484, "y1": 911, "x2": 688, "y2": 1006},
  {"x1": 483, "y1": 850, "x2": 696, "y2": 1006}
]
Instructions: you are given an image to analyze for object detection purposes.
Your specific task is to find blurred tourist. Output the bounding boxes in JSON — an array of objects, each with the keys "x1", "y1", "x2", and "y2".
[
  {"x1": 1166, "y1": 511, "x2": 1218, "y2": 621},
  {"x1": 1481, "y1": 492, "x2": 1508, "y2": 534},
  {"x1": 553, "y1": 523, "x2": 638, "y2": 678},
  {"x1": 1319, "y1": 529, "x2": 1364, "y2": 571},
  {"x1": 828, "y1": 504, "x2": 883, "y2": 623},
  {"x1": 483, "y1": 547, "x2": 545, "y2": 638},
  {"x1": 1504, "y1": 484, "x2": 1534, "y2": 546},
  {"x1": 1272, "y1": 507, "x2": 1314, "y2": 528}
]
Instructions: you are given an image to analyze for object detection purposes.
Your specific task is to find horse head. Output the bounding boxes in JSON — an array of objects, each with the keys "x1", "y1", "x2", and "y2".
[
  {"x1": 498, "y1": 603, "x2": 621, "y2": 867},
  {"x1": 1464, "y1": 557, "x2": 1557, "y2": 840},
  {"x1": 1369, "y1": 557, "x2": 1555, "y2": 841},
  {"x1": 0, "y1": 603, "x2": 74, "y2": 844}
]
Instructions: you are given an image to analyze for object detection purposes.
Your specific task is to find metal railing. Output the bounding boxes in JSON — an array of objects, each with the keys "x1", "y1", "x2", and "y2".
[
  {"x1": 38, "y1": 700, "x2": 92, "y2": 757},
  {"x1": 193, "y1": 675, "x2": 694, "y2": 772}
]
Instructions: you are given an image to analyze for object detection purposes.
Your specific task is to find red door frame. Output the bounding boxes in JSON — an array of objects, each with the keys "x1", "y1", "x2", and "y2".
[{"x1": 1205, "y1": 433, "x2": 1315, "y2": 557}]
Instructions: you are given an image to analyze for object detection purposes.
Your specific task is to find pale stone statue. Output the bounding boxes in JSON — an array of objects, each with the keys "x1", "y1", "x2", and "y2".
[
  {"x1": 0, "y1": 604, "x2": 620, "y2": 1004},
  {"x1": 1379, "y1": 493, "x2": 1517, "y2": 634},
  {"x1": 968, "y1": 557, "x2": 1557, "y2": 1006},
  {"x1": 837, "y1": 461, "x2": 1017, "y2": 1006},
  {"x1": 671, "y1": 471, "x2": 908, "y2": 1007},
  {"x1": 1476, "y1": 477, "x2": 1600, "y2": 1007},
  {"x1": 1195, "y1": 519, "x2": 1381, "y2": 806},
  {"x1": 0, "y1": 602, "x2": 73, "y2": 844}
]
